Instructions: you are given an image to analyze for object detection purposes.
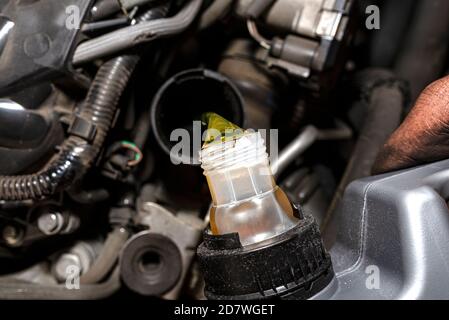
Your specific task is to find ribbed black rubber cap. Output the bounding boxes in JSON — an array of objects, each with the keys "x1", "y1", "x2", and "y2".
[{"x1": 197, "y1": 214, "x2": 334, "y2": 300}]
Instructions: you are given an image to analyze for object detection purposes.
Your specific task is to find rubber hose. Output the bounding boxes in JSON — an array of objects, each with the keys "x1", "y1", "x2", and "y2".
[
  {"x1": 0, "y1": 267, "x2": 120, "y2": 300},
  {"x1": 137, "y1": 2, "x2": 170, "y2": 23},
  {"x1": 322, "y1": 69, "x2": 407, "y2": 243},
  {"x1": 0, "y1": 55, "x2": 138, "y2": 201},
  {"x1": 80, "y1": 228, "x2": 129, "y2": 285},
  {"x1": 369, "y1": 0, "x2": 416, "y2": 68},
  {"x1": 0, "y1": 5, "x2": 172, "y2": 201},
  {"x1": 199, "y1": 0, "x2": 233, "y2": 30},
  {"x1": 73, "y1": 0, "x2": 203, "y2": 65},
  {"x1": 91, "y1": 0, "x2": 163, "y2": 21},
  {"x1": 394, "y1": 0, "x2": 449, "y2": 103}
]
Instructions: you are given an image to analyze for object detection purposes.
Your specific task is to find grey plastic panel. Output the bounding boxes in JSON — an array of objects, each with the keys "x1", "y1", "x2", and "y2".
[{"x1": 314, "y1": 159, "x2": 449, "y2": 299}]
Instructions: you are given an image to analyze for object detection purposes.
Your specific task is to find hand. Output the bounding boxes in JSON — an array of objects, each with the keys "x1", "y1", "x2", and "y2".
[{"x1": 373, "y1": 75, "x2": 449, "y2": 174}]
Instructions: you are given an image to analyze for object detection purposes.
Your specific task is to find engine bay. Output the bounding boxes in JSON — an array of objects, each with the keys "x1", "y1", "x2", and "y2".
[{"x1": 1, "y1": 0, "x2": 449, "y2": 302}]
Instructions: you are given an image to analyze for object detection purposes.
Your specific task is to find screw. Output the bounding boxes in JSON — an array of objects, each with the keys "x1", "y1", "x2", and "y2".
[
  {"x1": 37, "y1": 212, "x2": 64, "y2": 235},
  {"x1": 2, "y1": 225, "x2": 23, "y2": 246}
]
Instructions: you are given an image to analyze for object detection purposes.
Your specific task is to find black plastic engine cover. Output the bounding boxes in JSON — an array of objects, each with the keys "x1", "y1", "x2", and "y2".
[{"x1": 0, "y1": 0, "x2": 94, "y2": 96}]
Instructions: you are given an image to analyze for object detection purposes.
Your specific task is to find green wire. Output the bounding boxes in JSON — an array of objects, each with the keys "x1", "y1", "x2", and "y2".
[{"x1": 121, "y1": 140, "x2": 141, "y2": 161}]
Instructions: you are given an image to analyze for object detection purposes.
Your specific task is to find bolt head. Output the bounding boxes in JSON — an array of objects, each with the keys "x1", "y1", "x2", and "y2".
[{"x1": 38, "y1": 212, "x2": 63, "y2": 235}]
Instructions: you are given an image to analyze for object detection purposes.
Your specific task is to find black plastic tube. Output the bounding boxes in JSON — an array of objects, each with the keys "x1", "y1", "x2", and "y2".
[{"x1": 91, "y1": 0, "x2": 122, "y2": 21}]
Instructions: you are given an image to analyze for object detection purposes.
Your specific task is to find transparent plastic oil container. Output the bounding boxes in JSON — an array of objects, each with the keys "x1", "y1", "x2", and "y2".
[{"x1": 200, "y1": 131, "x2": 299, "y2": 247}]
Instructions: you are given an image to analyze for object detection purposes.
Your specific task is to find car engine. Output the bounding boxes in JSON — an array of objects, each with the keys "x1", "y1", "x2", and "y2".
[{"x1": 1, "y1": 0, "x2": 449, "y2": 302}]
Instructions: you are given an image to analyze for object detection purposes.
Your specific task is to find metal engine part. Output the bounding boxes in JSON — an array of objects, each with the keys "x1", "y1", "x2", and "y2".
[
  {"x1": 2, "y1": 0, "x2": 449, "y2": 304},
  {"x1": 52, "y1": 240, "x2": 101, "y2": 282},
  {"x1": 237, "y1": 0, "x2": 351, "y2": 40},
  {"x1": 120, "y1": 200, "x2": 204, "y2": 299},
  {"x1": 238, "y1": 0, "x2": 353, "y2": 78}
]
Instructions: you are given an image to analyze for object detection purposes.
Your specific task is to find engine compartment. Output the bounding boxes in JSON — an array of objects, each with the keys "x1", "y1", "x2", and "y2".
[{"x1": 0, "y1": 0, "x2": 448, "y2": 301}]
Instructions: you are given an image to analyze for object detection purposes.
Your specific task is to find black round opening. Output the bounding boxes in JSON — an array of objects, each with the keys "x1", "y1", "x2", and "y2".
[
  {"x1": 121, "y1": 232, "x2": 183, "y2": 296},
  {"x1": 139, "y1": 251, "x2": 163, "y2": 273},
  {"x1": 151, "y1": 69, "x2": 245, "y2": 164}
]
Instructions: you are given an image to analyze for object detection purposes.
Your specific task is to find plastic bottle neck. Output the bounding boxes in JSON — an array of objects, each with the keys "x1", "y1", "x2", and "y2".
[{"x1": 200, "y1": 132, "x2": 276, "y2": 205}]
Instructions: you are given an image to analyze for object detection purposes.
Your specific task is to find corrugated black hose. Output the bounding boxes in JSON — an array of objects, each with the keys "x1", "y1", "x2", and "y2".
[
  {"x1": 0, "y1": 55, "x2": 138, "y2": 201},
  {"x1": 0, "y1": 5, "x2": 170, "y2": 202},
  {"x1": 0, "y1": 5, "x2": 170, "y2": 300}
]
